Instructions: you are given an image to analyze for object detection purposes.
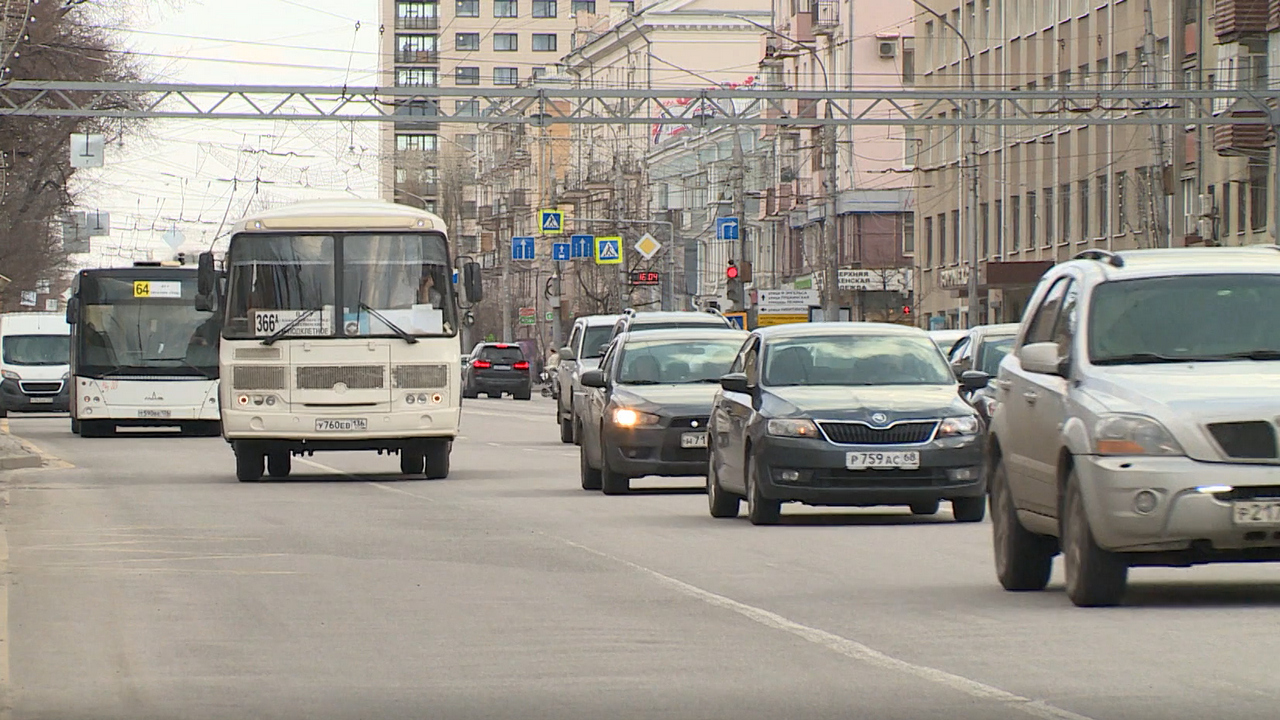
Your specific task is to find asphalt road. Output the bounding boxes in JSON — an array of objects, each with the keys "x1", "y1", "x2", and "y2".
[{"x1": 2, "y1": 399, "x2": 1280, "y2": 720}]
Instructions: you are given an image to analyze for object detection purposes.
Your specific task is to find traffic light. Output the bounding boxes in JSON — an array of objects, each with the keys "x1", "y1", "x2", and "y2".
[
  {"x1": 726, "y1": 260, "x2": 740, "y2": 280},
  {"x1": 902, "y1": 305, "x2": 912, "y2": 316},
  {"x1": 726, "y1": 260, "x2": 742, "y2": 304}
]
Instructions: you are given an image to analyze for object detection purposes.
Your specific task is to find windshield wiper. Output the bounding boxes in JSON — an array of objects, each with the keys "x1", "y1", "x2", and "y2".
[
  {"x1": 620, "y1": 379, "x2": 664, "y2": 385},
  {"x1": 359, "y1": 303, "x2": 418, "y2": 345},
  {"x1": 1212, "y1": 349, "x2": 1280, "y2": 361},
  {"x1": 261, "y1": 308, "x2": 319, "y2": 346},
  {"x1": 142, "y1": 357, "x2": 217, "y2": 379},
  {"x1": 1092, "y1": 352, "x2": 1192, "y2": 366}
]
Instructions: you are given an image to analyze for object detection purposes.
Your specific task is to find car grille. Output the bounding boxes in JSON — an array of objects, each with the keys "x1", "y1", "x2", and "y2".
[
  {"x1": 1208, "y1": 421, "x2": 1279, "y2": 460},
  {"x1": 819, "y1": 421, "x2": 938, "y2": 445},
  {"x1": 296, "y1": 365, "x2": 385, "y2": 390},
  {"x1": 233, "y1": 366, "x2": 286, "y2": 390},
  {"x1": 786, "y1": 469, "x2": 956, "y2": 489},
  {"x1": 234, "y1": 347, "x2": 282, "y2": 360},
  {"x1": 669, "y1": 416, "x2": 709, "y2": 429},
  {"x1": 19, "y1": 381, "x2": 61, "y2": 395},
  {"x1": 392, "y1": 364, "x2": 448, "y2": 389}
]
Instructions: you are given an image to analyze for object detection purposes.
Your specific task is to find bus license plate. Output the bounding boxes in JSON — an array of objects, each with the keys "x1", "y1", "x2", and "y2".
[
  {"x1": 315, "y1": 418, "x2": 367, "y2": 432},
  {"x1": 139, "y1": 409, "x2": 171, "y2": 418},
  {"x1": 681, "y1": 432, "x2": 708, "y2": 449},
  {"x1": 847, "y1": 451, "x2": 920, "y2": 470}
]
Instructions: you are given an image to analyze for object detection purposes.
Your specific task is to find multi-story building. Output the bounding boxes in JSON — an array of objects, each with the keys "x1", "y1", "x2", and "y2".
[{"x1": 753, "y1": 0, "x2": 916, "y2": 320}]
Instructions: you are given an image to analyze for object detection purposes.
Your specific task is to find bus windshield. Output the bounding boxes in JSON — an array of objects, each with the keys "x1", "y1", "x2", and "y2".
[
  {"x1": 75, "y1": 273, "x2": 218, "y2": 378},
  {"x1": 223, "y1": 232, "x2": 456, "y2": 340}
]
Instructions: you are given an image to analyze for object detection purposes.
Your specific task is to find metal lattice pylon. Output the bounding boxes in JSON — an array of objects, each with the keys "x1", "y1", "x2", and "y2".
[{"x1": 0, "y1": 0, "x2": 33, "y2": 81}]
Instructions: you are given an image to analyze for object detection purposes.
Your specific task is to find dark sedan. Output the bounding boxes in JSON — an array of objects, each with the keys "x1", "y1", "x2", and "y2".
[
  {"x1": 706, "y1": 323, "x2": 988, "y2": 525},
  {"x1": 462, "y1": 343, "x2": 532, "y2": 400},
  {"x1": 947, "y1": 323, "x2": 1018, "y2": 425},
  {"x1": 578, "y1": 328, "x2": 749, "y2": 494}
]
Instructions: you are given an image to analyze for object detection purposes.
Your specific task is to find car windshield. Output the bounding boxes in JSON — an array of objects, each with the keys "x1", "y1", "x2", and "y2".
[
  {"x1": 764, "y1": 334, "x2": 955, "y2": 387},
  {"x1": 1089, "y1": 274, "x2": 1280, "y2": 364},
  {"x1": 977, "y1": 336, "x2": 1016, "y2": 375},
  {"x1": 74, "y1": 274, "x2": 217, "y2": 377},
  {"x1": 581, "y1": 326, "x2": 613, "y2": 358},
  {"x1": 616, "y1": 338, "x2": 742, "y2": 384},
  {"x1": 3, "y1": 334, "x2": 69, "y2": 366}
]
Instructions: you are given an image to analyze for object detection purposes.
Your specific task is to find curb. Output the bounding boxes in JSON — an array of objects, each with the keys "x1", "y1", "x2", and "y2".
[{"x1": 0, "y1": 454, "x2": 41, "y2": 471}]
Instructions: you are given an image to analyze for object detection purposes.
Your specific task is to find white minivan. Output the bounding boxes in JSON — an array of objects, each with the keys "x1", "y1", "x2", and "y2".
[{"x1": 0, "y1": 312, "x2": 71, "y2": 416}]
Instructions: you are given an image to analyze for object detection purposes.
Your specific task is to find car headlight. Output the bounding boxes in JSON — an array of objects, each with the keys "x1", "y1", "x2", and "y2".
[
  {"x1": 1093, "y1": 414, "x2": 1183, "y2": 456},
  {"x1": 937, "y1": 415, "x2": 981, "y2": 438},
  {"x1": 1, "y1": 370, "x2": 19, "y2": 381},
  {"x1": 611, "y1": 407, "x2": 661, "y2": 427},
  {"x1": 61, "y1": 371, "x2": 71, "y2": 381},
  {"x1": 767, "y1": 418, "x2": 822, "y2": 438}
]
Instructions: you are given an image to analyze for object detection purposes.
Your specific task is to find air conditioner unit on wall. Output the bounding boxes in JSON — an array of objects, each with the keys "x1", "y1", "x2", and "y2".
[
  {"x1": 1196, "y1": 193, "x2": 1215, "y2": 217},
  {"x1": 879, "y1": 40, "x2": 898, "y2": 59}
]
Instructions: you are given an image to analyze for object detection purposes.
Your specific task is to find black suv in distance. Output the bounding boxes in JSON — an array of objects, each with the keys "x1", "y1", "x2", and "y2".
[{"x1": 463, "y1": 343, "x2": 532, "y2": 400}]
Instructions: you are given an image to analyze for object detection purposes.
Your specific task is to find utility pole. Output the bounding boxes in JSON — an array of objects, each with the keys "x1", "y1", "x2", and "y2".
[
  {"x1": 1169, "y1": 0, "x2": 1186, "y2": 248},
  {"x1": 500, "y1": 197, "x2": 513, "y2": 343},
  {"x1": 1141, "y1": 0, "x2": 1170, "y2": 247},
  {"x1": 731, "y1": 128, "x2": 748, "y2": 312},
  {"x1": 822, "y1": 93, "x2": 840, "y2": 321}
]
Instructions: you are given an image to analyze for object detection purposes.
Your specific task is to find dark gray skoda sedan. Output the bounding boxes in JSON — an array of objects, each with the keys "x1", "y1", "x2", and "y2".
[{"x1": 707, "y1": 323, "x2": 988, "y2": 525}]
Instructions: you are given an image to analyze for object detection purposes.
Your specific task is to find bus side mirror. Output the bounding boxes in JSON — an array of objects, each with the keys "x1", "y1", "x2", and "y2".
[
  {"x1": 197, "y1": 252, "x2": 216, "y2": 298},
  {"x1": 64, "y1": 297, "x2": 78, "y2": 325},
  {"x1": 463, "y1": 262, "x2": 483, "y2": 303}
]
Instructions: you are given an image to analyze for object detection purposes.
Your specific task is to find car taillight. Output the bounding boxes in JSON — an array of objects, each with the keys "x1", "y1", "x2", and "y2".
[
  {"x1": 472, "y1": 360, "x2": 492, "y2": 369},
  {"x1": 513, "y1": 361, "x2": 530, "y2": 370}
]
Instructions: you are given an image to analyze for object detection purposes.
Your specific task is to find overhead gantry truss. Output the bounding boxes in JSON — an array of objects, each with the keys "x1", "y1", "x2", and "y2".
[{"x1": 1, "y1": 81, "x2": 1279, "y2": 126}]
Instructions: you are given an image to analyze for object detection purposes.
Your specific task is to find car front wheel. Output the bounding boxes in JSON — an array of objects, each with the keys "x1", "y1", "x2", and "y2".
[
  {"x1": 745, "y1": 451, "x2": 780, "y2": 525},
  {"x1": 1062, "y1": 469, "x2": 1128, "y2": 607},
  {"x1": 599, "y1": 434, "x2": 629, "y2": 495}
]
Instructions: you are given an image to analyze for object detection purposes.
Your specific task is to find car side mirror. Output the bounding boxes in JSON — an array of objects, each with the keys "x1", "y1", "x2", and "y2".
[
  {"x1": 463, "y1": 262, "x2": 483, "y2": 303},
  {"x1": 719, "y1": 372, "x2": 752, "y2": 394},
  {"x1": 1019, "y1": 342, "x2": 1065, "y2": 376},
  {"x1": 559, "y1": 346, "x2": 576, "y2": 361},
  {"x1": 197, "y1": 251, "x2": 216, "y2": 297},
  {"x1": 580, "y1": 369, "x2": 607, "y2": 388},
  {"x1": 959, "y1": 370, "x2": 990, "y2": 391},
  {"x1": 64, "y1": 296, "x2": 79, "y2": 324}
]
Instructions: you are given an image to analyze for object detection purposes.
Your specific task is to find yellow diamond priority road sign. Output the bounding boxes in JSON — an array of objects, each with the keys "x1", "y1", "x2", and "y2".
[{"x1": 634, "y1": 233, "x2": 661, "y2": 260}]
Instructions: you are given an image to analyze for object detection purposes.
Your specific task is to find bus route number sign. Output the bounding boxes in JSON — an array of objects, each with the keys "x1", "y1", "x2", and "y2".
[
  {"x1": 253, "y1": 310, "x2": 329, "y2": 337},
  {"x1": 133, "y1": 281, "x2": 182, "y2": 298}
]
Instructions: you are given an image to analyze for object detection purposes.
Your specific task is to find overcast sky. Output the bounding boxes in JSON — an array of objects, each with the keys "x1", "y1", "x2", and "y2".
[{"x1": 71, "y1": 0, "x2": 383, "y2": 266}]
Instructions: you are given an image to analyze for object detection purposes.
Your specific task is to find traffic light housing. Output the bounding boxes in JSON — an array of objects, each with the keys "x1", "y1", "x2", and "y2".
[
  {"x1": 738, "y1": 261, "x2": 753, "y2": 284},
  {"x1": 726, "y1": 260, "x2": 743, "y2": 304}
]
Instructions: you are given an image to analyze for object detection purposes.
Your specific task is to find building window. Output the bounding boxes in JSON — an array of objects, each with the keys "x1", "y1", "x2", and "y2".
[
  {"x1": 456, "y1": 66, "x2": 480, "y2": 85},
  {"x1": 1115, "y1": 171, "x2": 1127, "y2": 233},
  {"x1": 396, "y1": 68, "x2": 438, "y2": 87},
  {"x1": 1251, "y1": 162, "x2": 1269, "y2": 232},
  {"x1": 571, "y1": 0, "x2": 595, "y2": 12},
  {"x1": 494, "y1": 0, "x2": 518, "y2": 15},
  {"x1": 397, "y1": 1, "x2": 439, "y2": 28},
  {"x1": 457, "y1": 134, "x2": 477, "y2": 151},
  {"x1": 494, "y1": 33, "x2": 518, "y2": 51},
  {"x1": 532, "y1": 33, "x2": 557, "y2": 51},
  {"x1": 936, "y1": 213, "x2": 946, "y2": 264},
  {"x1": 456, "y1": 0, "x2": 479, "y2": 16},
  {"x1": 1237, "y1": 180, "x2": 1248, "y2": 234},
  {"x1": 494, "y1": 67, "x2": 519, "y2": 85},
  {"x1": 531, "y1": 66, "x2": 547, "y2": 80},
  {"x1": 980, "y1": 202, "x2": 990, "y2": 257},
  {"x1": 1059, "y1": 183, "x2": 1070, "y2": 242},
  {"x1": 456, "y1": 32, "x2": 480, "y2": 51},
  {"x1": 455, "y1": 99, "x2": 479, "y2": 116},
  {"x1": 923, "y1": 216, "x2": 933, "y2": 265},
  {"x1": 993, "y1": 199, "x2": 1003, "y2": 256},
  {"x1": 901, "y1": 38, "x2": 915, "y2": 84},
  {"x1": 396, "y1": 133, "x2": 438, "y2": 152},
  {"x1": 1078, "y1": 180, "x2": 1089, "y2": 240},
  {"x1": 1027, "y1": 191, "x2": 1037, "y2": 245},
  {"x1": 1043, "y1": 187, "x2": 1053, "y2": 245},
  {"x1": 951, "y1": 209, "x2": 960, "y2": 262},
  {"x1": 532, "y1": 0, "x2": 557, "y2": 16},
  {"x1": 1097, "y1": 175, "x2": 1108, "y2": 235},
  {"x1": 1010, "y1": 195, "x2": 1020, "y2": 252},
  {"x1": 396, "y1": 34, "x2": 437, "y2": 63}
]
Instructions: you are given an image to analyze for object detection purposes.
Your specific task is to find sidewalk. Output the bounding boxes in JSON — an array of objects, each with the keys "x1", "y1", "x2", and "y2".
[{"x1": 0, "y1": 423, "x2": 43, "y2": 470}]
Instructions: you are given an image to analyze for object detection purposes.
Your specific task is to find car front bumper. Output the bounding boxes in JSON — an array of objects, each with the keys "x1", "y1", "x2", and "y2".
[
  {"x1": 603, "y1": 422, "x2": 709, "y2": 478},
  {"x1": 753, "y1": 435, "x2": 985, "y2": 507},
  {"x1": 1, "y1": 379, "x2": 69, "y2": 412},
  {"x1": 1077, "y1": 454, "x2": 1280, "y2": 557}
]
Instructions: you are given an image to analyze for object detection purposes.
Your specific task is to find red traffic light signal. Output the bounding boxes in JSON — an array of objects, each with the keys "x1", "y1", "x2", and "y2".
[
  {"x1": 726, "y1": 261, "x2": 740, "y2": 280},
  {"x1": 902, "y1": 305, "x2": 912, "y2": 315}
]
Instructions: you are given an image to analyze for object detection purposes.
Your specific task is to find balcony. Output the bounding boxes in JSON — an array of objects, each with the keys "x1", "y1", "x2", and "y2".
[
  {"x1": 811, "y1": 0, "x2": 839, "y2": 33},
  {"x1": 1213, "y1": 110, "x2": 1271, "y2": 157},
  {"x1": 1215, "y1": 0, "x2": 1268, "y2": 40},
  {"x1": 396, "y1": 49, "x2": 439, "y2": 64},
  {"x1": 460, "y1": 201, "x2": 478, "y2": 219},
  {"x1": 1272, "y1": 0, "x2": 1280, "y2": 30},
  {"x1": 396, "y1": 16, "x2": 439, "y2": 30}
]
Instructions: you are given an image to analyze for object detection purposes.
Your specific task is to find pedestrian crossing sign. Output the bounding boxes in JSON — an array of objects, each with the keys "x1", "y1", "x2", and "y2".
[
  {"x1": 539, "y1": 209, "x2": 564, "y2": 234},
  {"x1": 595, "y1": 236, "x2": 622, "y2": 265}
]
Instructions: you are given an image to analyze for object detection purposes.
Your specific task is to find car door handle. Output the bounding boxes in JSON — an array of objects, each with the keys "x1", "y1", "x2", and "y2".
[{"x1": 1022, "y1": 391, "x2": 1038, "y2": 404}]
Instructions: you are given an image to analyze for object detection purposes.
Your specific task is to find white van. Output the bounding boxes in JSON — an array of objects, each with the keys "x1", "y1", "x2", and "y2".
[{"x1": 0, "y1": 312, "x2": 71, "y2": 416}]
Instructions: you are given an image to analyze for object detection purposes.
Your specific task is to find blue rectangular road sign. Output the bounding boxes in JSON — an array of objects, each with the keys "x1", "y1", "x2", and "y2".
[
  {"x1": 570, "y1": 234, "x2": 594, "y2": 259},
  {"x1": 539, "y1": 210, "x2": 564, "y2": 234},
  {"x1": 552, "y1": 242, "x2": 571, "y2": 261},
  {"x1": 511, "y1": 236, "x2": 536, "y2": 260},
  {"x1": 716, "y1": 217, "x2": 740, "y2": 241}
]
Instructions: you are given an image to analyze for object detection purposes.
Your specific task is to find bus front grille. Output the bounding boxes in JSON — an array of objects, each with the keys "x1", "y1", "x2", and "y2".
[
  {"x1": 233, "y1": 366, "x2": 286, "y2": 390},
  {"x1": 296, "y1": 365, "x2": 385, "y2": 390},
  {"x1": 392, "y1": 364, "x2": 448, "y2": 389}
]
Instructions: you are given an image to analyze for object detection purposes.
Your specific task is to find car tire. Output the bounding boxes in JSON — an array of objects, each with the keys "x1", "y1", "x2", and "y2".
[
  {"x1": 400, "y1": 447, "x2": 425, "y2": 475},
  {"x1": 267, "y1": 451, "x2": 291, "y2": 478},
  {"x1": 1062, "y1": 469, "x2": 1128, "y2": 607},
  {"x1": 579, "y1": 437, "x2": 602, "y2": 490},
  {"x1": 70, "y1": 418, "x2": 81, "y2": 435},
  {"x1": 745, "y1": 451, "x2": 781, "y2": 525},
  {"x1": 991, "y1": 458, "x2": 1055, "y2": 592},
  {"x1": 515, "y1": 389, "x2": 532, "y2": 401},
  {"x1": 462, "y1": 385, "x2": 478, "y2": 399},
  {"x1": 0, "y1": 406, "x2": 8, "y2": 419},
  {"x1": 951, "y1": 496, "x2": 986, "y2": 523},
  {"x1": 572, "y1": 416, "x2": 582, "y2": 446},
  {"x1": 235, "y1": 443, "x2": 265, "y2": 483},
  {"x1": 910, "y1": 500, "x2": 940, "y2": 516},
  {"x1": 425, "y1": 441, "x2": 451, "y2": 479},
  {"x1": 599, "y1": 435, "x2": 629, "y2": 495},
  {"x1": 707, "y1": 444, "x2": 740, "y2": 519},
  {"x1": 559, "y1": 418, "x2": 574, "y2": 444},
  {"x1": 79, "y1": 420, "x2": 113, "y2": 438}
]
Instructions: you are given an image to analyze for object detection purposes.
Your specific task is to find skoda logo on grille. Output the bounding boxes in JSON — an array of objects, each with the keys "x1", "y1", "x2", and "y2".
[{"x1": 870, "y1": 412, "x2": 889, "y2": 426}]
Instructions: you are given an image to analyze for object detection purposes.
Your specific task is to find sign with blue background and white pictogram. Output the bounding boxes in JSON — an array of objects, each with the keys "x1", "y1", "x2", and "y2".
[
  {"x1": 539, "y1": 210, "x2": 564, "y2": 234},
  {"x1": 595, "y1": 237, "x2": 622, "y2": 265},
  {"x1": 571, "y1": 234, "x2": 594, "y2": 258},
  {"x1": 552, "y1": 242, "x2": 571, "y2": 261},
  {"x1": 511, "y1": 236, "x2": 536, "y2": 260},
  {"x1": 716, "y1": 217, "x2": 739, "y2": 241}
]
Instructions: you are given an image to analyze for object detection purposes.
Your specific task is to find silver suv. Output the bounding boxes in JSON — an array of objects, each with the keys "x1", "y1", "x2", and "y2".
[
  {"x1": 988, "y1": 246, "x2": 1280, "y2": 607},
  {"x1": 556, "y1": 314, "x2": 621, "y2": 444}
]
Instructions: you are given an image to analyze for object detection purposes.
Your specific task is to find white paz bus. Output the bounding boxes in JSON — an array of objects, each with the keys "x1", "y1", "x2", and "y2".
[{"x1": 197, "y1": 200, "x2": 482, "y2": 482}]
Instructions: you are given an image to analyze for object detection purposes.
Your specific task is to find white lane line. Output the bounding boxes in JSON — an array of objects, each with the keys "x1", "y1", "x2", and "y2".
[
  {"x1": 0, "y1": 483, "x2": 9, "y2": 720},
  {"x1": 549, "y1": 537, "x2": 1094, "y2": 720},
  {"x1": 295, "y1": 458, "x2": 435, "y2": 503},
  {"x1": 294, "y1": 455, "x2": 1091, "y2": 720}
]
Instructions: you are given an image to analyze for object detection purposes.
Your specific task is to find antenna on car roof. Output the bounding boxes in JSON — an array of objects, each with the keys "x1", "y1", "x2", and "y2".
[{"x1": 1073, "y1": 249, "x2": 1125, "y2": 268}]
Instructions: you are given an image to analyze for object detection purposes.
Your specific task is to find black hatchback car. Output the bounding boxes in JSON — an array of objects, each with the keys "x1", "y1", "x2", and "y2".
[
  {"x1": 463, "y1": 343, "x2": 532, "y2": 400},
  {"x1": 706, "y1": 323, "x2": 988, "y2": 525},
  {"x1": 577, "y1": 328, "x2": 749, "y2": 494}
]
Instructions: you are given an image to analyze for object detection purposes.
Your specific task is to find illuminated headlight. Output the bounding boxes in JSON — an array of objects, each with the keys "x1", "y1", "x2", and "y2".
[
  {"x1": 1093, "y1": 414, "x2": 1183, "y2": 456},
  {"x1": 937, "y1": 415, "x2": 981, "y2": 438},
  {"x1": 766, "y1": 418, "x2": 821, "y2": 438},
  {"x1": 1, "y1": 370, "x2": 19, "y2": 381},
  {"x1": 611, "y1": 407, "x2": 661, "y2": 427}
]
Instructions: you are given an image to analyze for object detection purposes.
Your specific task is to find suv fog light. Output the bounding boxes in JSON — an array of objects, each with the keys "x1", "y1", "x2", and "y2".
[
  {"x1": 779, "y1": 469, "x2": 800, "y2": 482},
  {"x1": 1133, "y1": 490, "x2": 1159, "y2": 514}
]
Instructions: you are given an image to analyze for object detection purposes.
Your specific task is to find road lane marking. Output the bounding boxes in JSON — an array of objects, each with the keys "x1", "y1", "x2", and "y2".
[{"x1": 0, "y1": 484, "x2": 9, "y2": 720}]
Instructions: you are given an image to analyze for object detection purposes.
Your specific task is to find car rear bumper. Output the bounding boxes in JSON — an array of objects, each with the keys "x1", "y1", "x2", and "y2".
[
  {"x1": 753, "y1": 435, "x2": 985, "y2": 506},
  {"x1": 604, "y1": 423, "x2": 709, "y2": 478}
]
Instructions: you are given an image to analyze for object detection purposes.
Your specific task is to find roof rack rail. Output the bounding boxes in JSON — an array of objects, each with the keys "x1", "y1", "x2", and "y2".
[
  {"x1": 1073, "y1": 249, "x2": 1125, "y2": 268},
  {"x1": 622, "y1": 307, "x2": 637, "y2": 316}
]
